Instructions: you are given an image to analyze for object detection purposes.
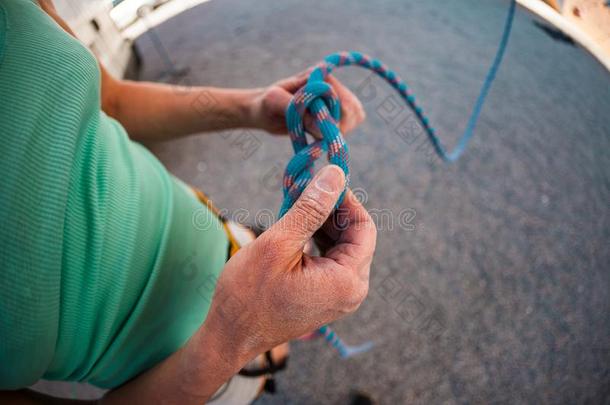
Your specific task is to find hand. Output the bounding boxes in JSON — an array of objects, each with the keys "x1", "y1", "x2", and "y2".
[
  {"x1": 84, "y1": 165, "x2": 376, "y2": 405},
  {"x1": 200, "y1": 165, "x2": 376, "y2": 362},
  {"x1": 250, "y1": 70, "x2": 366, "y2": 136}
]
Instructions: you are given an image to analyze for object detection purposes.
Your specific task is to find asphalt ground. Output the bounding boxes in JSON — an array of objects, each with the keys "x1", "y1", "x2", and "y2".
[{"x1": 129, "y1": 0, "x2": 610, "y2": 403}]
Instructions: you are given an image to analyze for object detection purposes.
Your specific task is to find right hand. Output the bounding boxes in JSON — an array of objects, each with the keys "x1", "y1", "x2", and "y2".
[
  {"x1": 96, "y1": 165, "x2": 376, "y2": 405},
  {"x1": 202, "y1": 165, "x2": 377, "y2": 363}
]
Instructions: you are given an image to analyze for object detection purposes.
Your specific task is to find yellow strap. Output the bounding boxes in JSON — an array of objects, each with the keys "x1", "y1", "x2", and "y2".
[{"x1": 192, "y1": 188, "x2": 241, "y2": 257}]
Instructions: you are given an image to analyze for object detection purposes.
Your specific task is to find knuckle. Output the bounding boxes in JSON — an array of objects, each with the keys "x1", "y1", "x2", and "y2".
[
  {"x1": 339, "y1": 277, "x2": 369, "y2": 314},
  {"x1": 295, "y1": 193, "x2": 328, "y2": 225},
  {"x1": 362, "y1": 210, "x2": 377, "y2": 236},
  {"x1": 353, "y1": 280, "x2": 369, "y2": 308},
  {"x1": 368, "y1": 214, "x2": 378, "y2": 237},
  {"x1": 358, "y1": 107, "x2": 367, "y2": 122}
]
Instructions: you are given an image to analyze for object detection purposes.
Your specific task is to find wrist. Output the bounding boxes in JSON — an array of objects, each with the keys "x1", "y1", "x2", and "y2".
[
  {"x1": 240, "y1": 87, "x2": 266, "y2": 129},
  {"x1": 192, "y1": 316, "x2": 252, "y2": 372},
  {"x1": 177, "y1": 307, "x2": 259, "y2": 399},
  {"x1": 190, "y1": 87, "x2": 264, "y2": 132}
]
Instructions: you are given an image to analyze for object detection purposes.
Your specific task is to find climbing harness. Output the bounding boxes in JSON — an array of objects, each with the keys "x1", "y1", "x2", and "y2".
[{"x1": 281, "y1": 0, "x2": 517, "y2": 357}]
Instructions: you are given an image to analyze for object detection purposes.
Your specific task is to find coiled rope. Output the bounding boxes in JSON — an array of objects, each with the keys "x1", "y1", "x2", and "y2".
[{"x1": 281, "y1": 0, "x2": 517, "y2": 357}]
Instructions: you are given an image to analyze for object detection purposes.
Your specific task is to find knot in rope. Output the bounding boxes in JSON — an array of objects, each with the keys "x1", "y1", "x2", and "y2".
[
  {"x1": 279, "y1": 62, "x2": 349, "y2": 217},
  {"x1": 279, "y1": 0, "x2": 516, "y2": 220}
]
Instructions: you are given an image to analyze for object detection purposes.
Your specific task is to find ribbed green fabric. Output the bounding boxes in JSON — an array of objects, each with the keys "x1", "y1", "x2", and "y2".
[{"x1": 0, "y1": 0, "x2": 228, "y2": 389}]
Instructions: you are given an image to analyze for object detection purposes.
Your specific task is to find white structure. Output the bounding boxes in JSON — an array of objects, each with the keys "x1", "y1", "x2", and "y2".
[
  {"x1": 53, "y1": 0, "x2": 132, "y2": 77},
  {"x1": 52, "y1": 0, "x2": 211, "y2": 77},
  {"x1": 517, "y1": 0, "x2": 610, "y2": 71}
]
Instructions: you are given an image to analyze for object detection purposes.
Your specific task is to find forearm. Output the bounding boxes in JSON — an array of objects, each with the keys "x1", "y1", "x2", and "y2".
[
  {"x1": 100, "y1": 316, "x2": 250, "y2": 405},
  {"x1": 106, "y1": 80, "x2": 264, "y2": 142},
  {"x1": 1, "y1": 318, "x2": 252, "y2": 405}
]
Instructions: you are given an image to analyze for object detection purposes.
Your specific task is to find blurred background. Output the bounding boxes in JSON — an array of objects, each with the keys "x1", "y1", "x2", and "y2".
[{"x1": 34, "y1": 0, "x2": 609, "y2": 403}]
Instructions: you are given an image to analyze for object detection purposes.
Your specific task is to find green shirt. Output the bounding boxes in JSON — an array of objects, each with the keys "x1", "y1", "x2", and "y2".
[{"x1": 0, "y1": 0, "x2": 228, "y2": 389}]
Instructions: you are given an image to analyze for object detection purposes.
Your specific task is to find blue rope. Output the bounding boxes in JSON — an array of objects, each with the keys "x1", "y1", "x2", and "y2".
[
  {"x1": 446, "y1": 0, "x2": 517, "y2": 162},
  {"x1": 282, "y1": 0, "x2": 517, "y2": 357}
]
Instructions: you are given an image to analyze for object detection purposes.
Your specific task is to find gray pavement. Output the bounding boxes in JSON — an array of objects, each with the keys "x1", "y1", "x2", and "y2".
[{"x1": 134, "y1": 0, "x2": 610, "y2": 403}]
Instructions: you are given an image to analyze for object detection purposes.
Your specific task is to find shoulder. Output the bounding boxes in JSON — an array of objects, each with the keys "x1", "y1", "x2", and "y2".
[{"x1": 1, "y1": 0, "x2": 100, "y2": 89}]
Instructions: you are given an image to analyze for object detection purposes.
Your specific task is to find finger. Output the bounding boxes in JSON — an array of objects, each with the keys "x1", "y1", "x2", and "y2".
[
  {"x1": 317, "y1": 190, "x2": 360, "y2": 242},
  {"x1": 277, "y1": 72, "x2": 365, "y2": 139},
  {"x1": 276, "y1": 68, "x2": 313, "y2": 93},
  {"x1": 267, "y1": 89, "x2": 321, "y2": 138},
  {"x1": 313, "y1": 207, "x2": 351, "y2": 254},
  {"x1": 267, "y1": 165, "x2": 346, "y2": 254},
  {"x1": 312, "y1": 225, "x2": 337, "y2": 256},
  {"x1": 325, "y1": 75, "x2": 366, "y2": 134},
  {"x1": 313, "y1": 189, "x2": 376, "y2": 261},
  {"x1": 324, "y1": 189, "x2": 377, "y2": 270},
  {"x1": 304, "y1": 113, "x2": 323, "y2": 139}
]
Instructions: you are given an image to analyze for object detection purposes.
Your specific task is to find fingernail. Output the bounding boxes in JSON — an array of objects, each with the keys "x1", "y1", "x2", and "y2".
[{"x1": 315, "y1": 165, "x2": 344, "y2": 193}]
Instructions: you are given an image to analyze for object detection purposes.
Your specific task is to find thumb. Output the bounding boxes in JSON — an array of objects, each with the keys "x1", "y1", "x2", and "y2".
[{"x1": 269, "y1": 165, "x2": 346, "y2": 252}]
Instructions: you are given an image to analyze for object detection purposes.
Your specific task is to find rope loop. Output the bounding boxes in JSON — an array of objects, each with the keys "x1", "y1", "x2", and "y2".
[{"x1": 280, "y1": 70, "x2": 349, "y2": 217}]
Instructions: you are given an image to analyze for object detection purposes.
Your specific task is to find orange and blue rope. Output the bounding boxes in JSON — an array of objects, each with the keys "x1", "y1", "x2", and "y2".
[{"x1": 280, "y1": 0, "x2": 517, "y2": 357}]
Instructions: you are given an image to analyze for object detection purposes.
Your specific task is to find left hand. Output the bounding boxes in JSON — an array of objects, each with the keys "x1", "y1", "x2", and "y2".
[{"x1": 250, "y1": 70, "x2": 366, "y2": 136}]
